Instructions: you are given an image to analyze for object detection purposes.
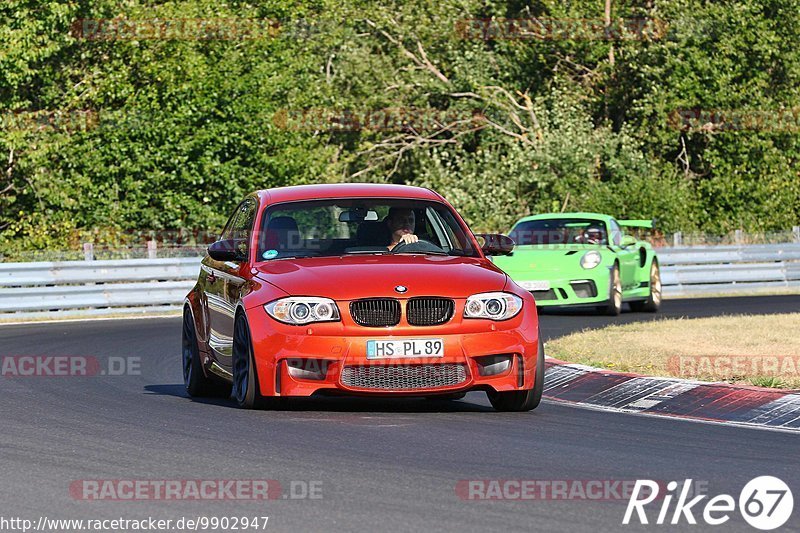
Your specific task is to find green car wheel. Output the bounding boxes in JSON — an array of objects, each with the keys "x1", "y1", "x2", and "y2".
[
  {"x1": 629, "y1": 259, "x2": 662, "y2": 312},
  {"x1": 600, "y1": 264, "x2": 623, "y2": 316}
]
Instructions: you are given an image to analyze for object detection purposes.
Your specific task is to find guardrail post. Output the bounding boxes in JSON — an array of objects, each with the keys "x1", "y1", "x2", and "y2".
[
  {"x1": 83, "y1": 243, "x2": 94, "y2": 261},
  {"x1": 673, "y1": 232, "x2": 682, "y2": 247},
  {"x1": 734, "y1": 229, "x2": 743, "y2": 244},
  {"x1": 794, "y1": 226, "x2": 800, "y2": 243},
  {"x1": 147, "y1": 240, "x2": 157, "y2": 259}
]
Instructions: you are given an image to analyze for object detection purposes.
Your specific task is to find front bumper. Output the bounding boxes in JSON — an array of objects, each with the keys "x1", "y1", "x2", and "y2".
[
  {"x1": 246, "y1": 300, "x2": 540, "y2": 397},
  {"x1": 509, "y1": 273, "x2": 611, "y2": 307}
]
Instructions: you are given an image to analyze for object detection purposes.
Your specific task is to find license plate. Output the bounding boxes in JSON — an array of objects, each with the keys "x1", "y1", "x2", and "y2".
[
  {"x1": 366, "y1": 339, "x2": 444, "y2": 359},
  {"x1": 520, "y1": 280, "x2": 551, "y2": 291}
]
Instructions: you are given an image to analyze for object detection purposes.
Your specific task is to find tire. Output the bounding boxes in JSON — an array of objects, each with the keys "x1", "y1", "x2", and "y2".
[
  {"x1": 182, "y1": 307, "x2": 230, "y2": 398},
  {"x1": 487, "y1": 334, "x2": 545, "y2": 412},
  {"x1": 232, "y1": 313, "x2": 285, "y2": 410},
  {"x1": 232, "y1": 313, "x2": 261, "y2": 408},
  {"x1": 601, "y1": 263, "x2": 623, "y2": 316},
  {"x1": 630, "y1": 260, "x2": 662, "y2": 313}
]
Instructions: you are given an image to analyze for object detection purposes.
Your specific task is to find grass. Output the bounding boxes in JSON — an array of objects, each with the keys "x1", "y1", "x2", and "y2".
[{"x1": 546, "y1": 313, "x2": 800, "y2": 389}]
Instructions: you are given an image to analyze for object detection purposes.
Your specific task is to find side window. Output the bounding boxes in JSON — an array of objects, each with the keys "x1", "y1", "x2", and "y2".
[
  {"x1": 609, "y1": 219, "x2": 622, "y2": 246},
  {"x1": 222, "y1": 199, "x2": 257, "y2": 255},
  {"x1": 233, "y1": 199, "x2": 257, "y2": 241},
  {"x1": 220, "y1": 205, "x2": 240, "y2": 241}
]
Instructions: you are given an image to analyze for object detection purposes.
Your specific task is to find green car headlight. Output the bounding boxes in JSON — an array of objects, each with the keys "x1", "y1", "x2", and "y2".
[{"x1": 580, "y1": 251, "x2": 602, "y2": 269}]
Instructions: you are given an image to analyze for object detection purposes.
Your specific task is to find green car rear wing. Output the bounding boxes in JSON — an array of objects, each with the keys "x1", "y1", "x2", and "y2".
[{"x1": 619, "y1": 219, "x2": 654, "y2": 229}]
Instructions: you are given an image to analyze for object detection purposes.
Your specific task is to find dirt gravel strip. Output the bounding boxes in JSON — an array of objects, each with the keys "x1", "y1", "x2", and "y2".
[{"x1": 543, "y1": 358, "x2": 800, "y2": 431}]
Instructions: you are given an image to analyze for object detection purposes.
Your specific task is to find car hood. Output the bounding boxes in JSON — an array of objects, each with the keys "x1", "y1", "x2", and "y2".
[
  {"x1": 493, "y1": 245, "x2": 606, "y2": 274},
  {"x1": 253, "y1": 255, "x2": 507, "y2": 300}
]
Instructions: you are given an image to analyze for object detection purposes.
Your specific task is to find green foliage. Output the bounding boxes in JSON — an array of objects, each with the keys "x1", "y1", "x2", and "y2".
[{"x1": 1, "y1": 0, "x2": 799, "y2": 255}]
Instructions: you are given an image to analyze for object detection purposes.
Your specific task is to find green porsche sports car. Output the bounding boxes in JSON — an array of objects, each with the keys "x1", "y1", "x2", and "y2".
[{"x1": 492, "y1": 213, "x2": 661, "y2": 315}]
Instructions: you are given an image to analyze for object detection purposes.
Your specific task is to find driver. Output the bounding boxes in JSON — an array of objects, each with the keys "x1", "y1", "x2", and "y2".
[
  {"x1": 584, "y1": 225, "x2": 605, "y2": 245},
  {"x1": 385, "y1": 207, "x2": 419, "y2": 250}
]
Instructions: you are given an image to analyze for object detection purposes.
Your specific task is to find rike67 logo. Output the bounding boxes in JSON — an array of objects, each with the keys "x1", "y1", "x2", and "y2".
[{"x1": 624, "y1": 476, "x2": 794, "y2": 530}]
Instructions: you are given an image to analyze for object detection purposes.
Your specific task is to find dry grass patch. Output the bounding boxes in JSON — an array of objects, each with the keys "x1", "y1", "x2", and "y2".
[{"x1": 546, "y1": 313, "x2": 800, "y2": 389}]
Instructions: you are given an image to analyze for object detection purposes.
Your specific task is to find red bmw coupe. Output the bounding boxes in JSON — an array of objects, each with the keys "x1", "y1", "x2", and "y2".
[{"x1": 182, "y1": 184, "x2": 544, "y2": 411}]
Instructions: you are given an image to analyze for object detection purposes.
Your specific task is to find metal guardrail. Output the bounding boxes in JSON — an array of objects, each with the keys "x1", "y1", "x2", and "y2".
[
  {"x1": 658, "y1": 243, "x2": 800, "y2": 296},
  {"x1": 1, "y1": 244, "x2": 799, "y2": 317},
  {"x1": 0, "y1": 257, "x2": 200, "y2": 286},
  {"x1": 0, "y1": 258, "x2": 200, "y2": 318}
]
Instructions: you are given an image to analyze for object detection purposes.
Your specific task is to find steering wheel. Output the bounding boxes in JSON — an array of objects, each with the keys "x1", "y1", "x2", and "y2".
[{"x1": 390, "y1": 239, "x2": 444, "y2": 254}]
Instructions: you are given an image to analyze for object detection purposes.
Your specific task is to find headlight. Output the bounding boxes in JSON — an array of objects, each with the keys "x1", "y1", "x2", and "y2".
[
  {"x1": 464, "y1": 292, "x2": 522, "y2": 321},
  {"x1": 580, "y1": 251, "x2": 602, "y2": 269},
  {"x1": 265, "y1": 297, "x2": 340, "y2": 325}
]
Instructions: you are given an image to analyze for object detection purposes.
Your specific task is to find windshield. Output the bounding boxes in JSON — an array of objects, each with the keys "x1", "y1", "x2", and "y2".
[
  {"x1": 509, "y1": 218, "x2": 609, "y2": 245},
  {"x1": 257, "y1": 198, "x2": 479, "y2": 260}
]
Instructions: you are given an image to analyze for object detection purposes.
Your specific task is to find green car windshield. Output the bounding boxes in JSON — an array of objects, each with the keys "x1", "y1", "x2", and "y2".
[{"x1": 509, "y1": 219, "x2": 608, "y2": 246}]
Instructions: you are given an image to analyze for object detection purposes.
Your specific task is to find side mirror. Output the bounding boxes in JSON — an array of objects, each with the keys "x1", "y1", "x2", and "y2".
[
  {"x1": 208, "y1": 239, "x2": 247, "y2": 262},
  {"x1": 621, "y1": 235, "x2": 637, "y2": 247},
  {"x1": 475, "y1": 233, "x2": 515, "y2": 256}
]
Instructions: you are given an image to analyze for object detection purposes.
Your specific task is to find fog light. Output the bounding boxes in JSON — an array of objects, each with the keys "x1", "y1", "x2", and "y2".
[
  {"x1": 476, "y1": 354, "x2": 513, "y2": 376},
  {"x1": 570, "y1": 280, "x2": 598, "y2": 299},
  {"x1": 285, "y1": 358, "x2": 330, "y2": 380}
]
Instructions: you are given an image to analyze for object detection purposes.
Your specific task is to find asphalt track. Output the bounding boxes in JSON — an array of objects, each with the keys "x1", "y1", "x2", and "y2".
[{"x1": 1, "y1": 295, "x2": 799, "y2": 533}]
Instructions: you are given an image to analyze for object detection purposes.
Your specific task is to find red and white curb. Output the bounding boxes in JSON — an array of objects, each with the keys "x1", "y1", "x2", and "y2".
[{"x1": 543, "y1": 357, "x2": 800, "y2": 431}]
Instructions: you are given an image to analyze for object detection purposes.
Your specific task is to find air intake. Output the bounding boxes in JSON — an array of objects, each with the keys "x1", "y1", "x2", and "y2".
[
  {"x1": 406, "y1": 297, "x2": 455, "y2": 326},
  {"x1": 341, "y1": 364, "x2": 468, "y2": 390},
  {"x1": 350, "y1": 298, "x2": 401, "y2": 327}
]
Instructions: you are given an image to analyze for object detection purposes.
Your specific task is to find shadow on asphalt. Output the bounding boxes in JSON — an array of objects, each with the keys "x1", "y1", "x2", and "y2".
[
  {"x1": 143, "y1": 384, "x2": 495, "y2": 412},
  {"x1": 538, "y1": 305, "x2": 647, "y2": 316},
  {"x1": 143, "y1": 383, "x2": 233, "y2": 407}
]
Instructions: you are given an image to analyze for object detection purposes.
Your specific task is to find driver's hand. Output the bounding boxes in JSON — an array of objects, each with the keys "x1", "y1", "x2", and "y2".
[{"x1": 399, "y1": 234, "x2": 419, "y2": 245}]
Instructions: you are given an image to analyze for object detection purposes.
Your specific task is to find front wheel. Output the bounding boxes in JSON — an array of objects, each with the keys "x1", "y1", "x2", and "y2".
[
  {"x1": 182, "y1": 307, "x2": 230, "y2": 398},
  {"x1": 232, "y1": 313, "x2": 286, "y2": 410},
  {"x1": 487, "y1": 335, "x2": 545, "y2": 412},
  {"x1": 232, "y1": 314, "x2": 262, "y2": 409},
  {"x1": 599, "y1": 264, "x2": 622, "y2": 316},
  {"x1": 630, "y1": 260, "x2": 662, "y2": 313}
]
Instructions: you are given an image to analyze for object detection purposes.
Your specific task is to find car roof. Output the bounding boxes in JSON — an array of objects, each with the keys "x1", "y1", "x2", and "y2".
[
  {"x1": 512, "y1": 212, "x2": 615, "y2": 225},
  {"x1": 254, "y1": 183, "x2": 443, "y2": 204}
]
